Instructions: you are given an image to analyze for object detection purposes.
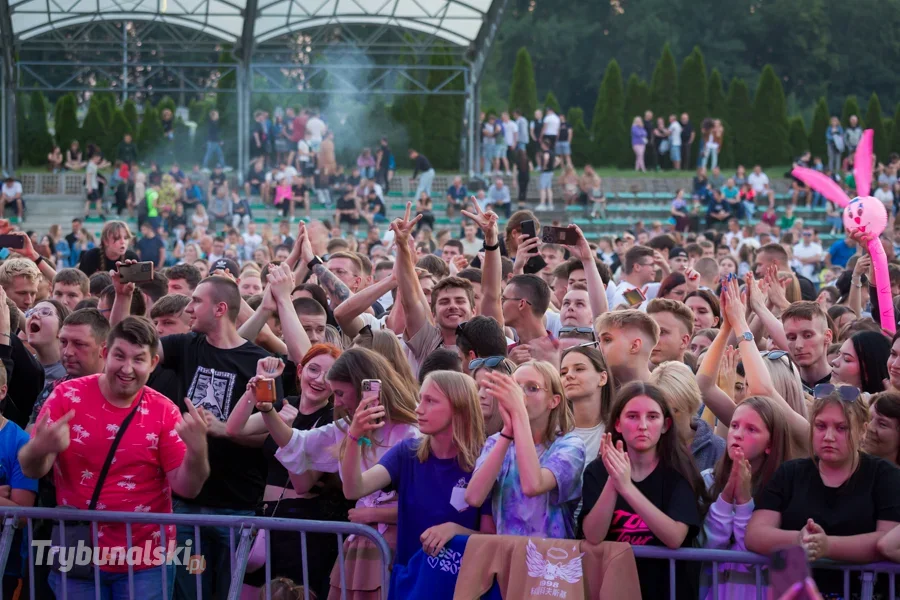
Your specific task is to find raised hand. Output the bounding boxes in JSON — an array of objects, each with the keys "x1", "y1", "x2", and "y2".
[
  {"x1": 745, "y1": 273, "x2": 767, "y2": 314},
  {"x1": 719, "y1": 345, "x2": 738, "y2": 400},
  {"x1": 563, "y1": 225, "x2": 592, "y2": 262},
  {"x1": 601, "y1": 435, "x2": 632, "y2": 493},
  {"x1": 256, "y1": 356, "x2": 284, "y2": 380},
  {"x1": 514, "y1": 235, "x2": 541, "y2": 270},
  {"x1": 482, "y1": 371, "x2": 527, "y2": 419},
  {"x1": 347, "y1": 395, "x2": 385, "y2": 440},
  {"x1": 420, "y1": 522, "x2": 461, "y2": 557},
  {"x1": 460, "y1": 196, "x2": 499, "y2": 238},
  {"x1": 852, "y1": 253, "x2": 873, "y2": 282},
  {"x1": 175, "y1": 400, "x2": 210, "y2": 453},
  {"x1": 111, "y1": 260, "x2": 137, "y2": 296},
  {"x1": 260, "y1": 284, "x2": 278, "y2": 313},
  {"x1": 297, "y1": 222, "x2": 315, "y2": 265},
  {"x1": 722, "y1": 276, "x2": 748, "y2": 332},
  {"x1": 685, "y1": 268, "x2": 701, "y2": 292},
  {"x1": 389, "y1": 202, "x2": 423, "y2": 245},
  {"x1": 732, "y1": 447, "x2": 753, "y2": 505},
  {"x1": 268, "y1": 262, "x2": 295, "y2": 301},
  {"x1": 449, "y1": 254, "x2": 469, "y2": 277},
  {"x1": 10, "y1": 231, "x2": 38, "y2": 261},
  {"x1": 32, "y1": 410, "x2": 76, "y2": 455}
]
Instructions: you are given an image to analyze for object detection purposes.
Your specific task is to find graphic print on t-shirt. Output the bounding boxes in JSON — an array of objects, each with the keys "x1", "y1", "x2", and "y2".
[
  {"x1": 186, "y1": 367, "x2": 237, "y2": 421},
  {"x1": 609, "y1": 509, "x2": 654, "y2": 545}
]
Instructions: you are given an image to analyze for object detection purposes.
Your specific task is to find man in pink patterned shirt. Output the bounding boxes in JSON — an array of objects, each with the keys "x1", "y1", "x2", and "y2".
[{"x1": 19, "y1": 316, "x2": 210, "y2": 600}]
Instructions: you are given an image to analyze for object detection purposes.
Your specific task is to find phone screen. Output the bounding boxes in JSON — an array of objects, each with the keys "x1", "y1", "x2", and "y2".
[{"x1": 623, "y1": 287, "x2": 645, "y2": 306}]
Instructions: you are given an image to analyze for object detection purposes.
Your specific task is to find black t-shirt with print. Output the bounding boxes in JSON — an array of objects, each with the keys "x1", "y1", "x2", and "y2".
[
  {"x1": 161, "y1": 332, "x2": 283, "y2": 509},
  {"x1": 367, "y1": 195, "x2": 386, "y2": 216},
  {"x1": 210, "y1": 171, "x2": 227, "y2": 189},
  {"x1": 755, "y1": 455, "x2": 900, "y2": 596},
  {"x1": 558, "y1": 123, "x2": 571, "y2": 143},
  {"x1": 579, "y1": 459, "x2": 702, "y2": 600}
]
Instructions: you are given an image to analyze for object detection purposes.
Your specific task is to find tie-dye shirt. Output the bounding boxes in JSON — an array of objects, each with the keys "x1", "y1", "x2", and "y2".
[{"x1": 475, "y1": 431, "x2": 585, "y2": 538}]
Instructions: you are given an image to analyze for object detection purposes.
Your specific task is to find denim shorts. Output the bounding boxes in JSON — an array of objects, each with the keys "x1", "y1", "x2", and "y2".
[
  {"x1": 670, "y1": 145, "x2": 682, "y2": 161},
  {"x1": 495, "y1": 144, "x2": 509, "y2": 159},
  {"x1": 555, "y1": 141, "x2": 571, "y2": 156},
  {"x1": 540, "y1": 171, "x2": 553, "y2": 190}
]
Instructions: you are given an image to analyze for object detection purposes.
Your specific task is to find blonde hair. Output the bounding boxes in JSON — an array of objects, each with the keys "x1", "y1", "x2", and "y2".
[
  {"x1": 809, "y1": 393, "x2": 869, "y2": 459},
  {"x1": 595, "y1": 309, "x2": 660, "y2": 346},
  {"x1": 517, "y1": 360, "x2": 574, "y2": 443},
  {"x1": 0, "y1": 258, "x2": 40, "y2": 286},
  {"x1": 649, "y1": 361, "x2": 701, "y2": 415},
  {"x1": 417, "y1": 371, "x2": 485, "y2": 471},
  {"x1": 100, "y1": 220, "x2": 131, "y2": 249},
  {"x1": 763, "y1": 353, "x2": 809, "y2": 421}
]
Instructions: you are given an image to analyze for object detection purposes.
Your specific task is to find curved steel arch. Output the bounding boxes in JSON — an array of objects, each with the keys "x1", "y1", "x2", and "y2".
[{"x1": 13, "y1": 13, "x2": 241, "y2": 43}]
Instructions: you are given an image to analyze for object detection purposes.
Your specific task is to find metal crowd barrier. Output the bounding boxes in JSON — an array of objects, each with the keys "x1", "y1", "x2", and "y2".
[
  {"x1": 632, "y1": 545, "x2": 900, "y2": 600},
  {"x1": 0, "y1": 506, "x2": 391, "y2": 600}
]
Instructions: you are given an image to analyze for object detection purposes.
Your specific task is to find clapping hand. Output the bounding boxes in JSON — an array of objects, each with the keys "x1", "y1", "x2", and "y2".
[
  {"x1": 255, "y1": 356, "x2": 284, "y2": 380},
  {"x1": 481, "y1": 371, "x2": 527, "y2": 420},
  {"x1": 600, "y1": 433, "x2": 632, "y2": 494},
  {"x1": 800, "y1": 519, "x2": 829, "y2": 561}
]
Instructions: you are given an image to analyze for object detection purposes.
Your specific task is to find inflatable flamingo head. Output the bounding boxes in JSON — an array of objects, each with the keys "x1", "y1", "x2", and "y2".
[{"x1": 843, "y1": 196, "x2": 887, "y2": 237}]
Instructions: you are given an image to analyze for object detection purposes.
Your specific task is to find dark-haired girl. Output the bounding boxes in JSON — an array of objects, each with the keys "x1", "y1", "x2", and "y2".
[
  {"x1": 579, "y1": 381, "x2": 705, "y2": 599},
  {"x1": 831, "y1": 330, "x2": 891, "y2": 394}
]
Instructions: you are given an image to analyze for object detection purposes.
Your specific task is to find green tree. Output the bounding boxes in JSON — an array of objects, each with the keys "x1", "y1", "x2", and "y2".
[
  {"x1": 107, "y1": 109, "x2": 133, "y2": 163},
  {"x1": 678, "y1": 46, "x2": 707, "y2": 123},
  {"x1": 649, "y1": 43, "x2": 678, "y2": 120},
  {"x1": 508, "y1": 47, "x2": 538, "y2": 117},
  {"x1": 390, "y1": 94, "x2": 423, "y2": 170},
  {"x1": 79, "y1": 99, "x2": 107, "y2": 151},
  {"x1": 726, "y1": 78, "x2": 754, "y2": 166},
  {"x1": 15, "y1": 95, "x2": 27, "y2": 167},
  {"x1": 707, "y1": 69, "x2": 727, "y2": 118},
  {"x1": 885, "y1": 119, "x2": 894, "y2": 154},
  {"x1": 750, "y1": 65, "x2": 791, "y2": 166},
  {"x1": 623, "y1": 74, "x2": 651, "y2": 127},
  {"x1": 137, "y1": 106, "x2": 163, "y2": 159},
  {"x1": 891, "y1": 103, "x2": 900, "y2": 155},
  {"x1": 215, "y1": 50, "x2": 238, "y2": 166},
  {"x1": 568, "y1": 107, "x2": 591, "y2": 167},
  {"x1": 809, "y1": 96, "x2": 830, "y2": 160},
  {"x1": 421, "y1": 50, "x2": 464, "y2": 169},
  {"x1": 156, "y1": 96, "x2": 176, "y2": 116},
  {"x1": 25, "y1": 92, "x2": 53, "y2": 166},
  {"x1": 789, "y1": 116, "x2": 809, "y2": 157},
  {"x1": 123, "y1": 100, "x2": 139, "y2": 140},
  {"x1": 542, "y1": 91, "x2": 561, "y2": 114},
  {"x1": 718, "y1": 119, "x2": 736, "y2": 169},
  {"x1": 592, "y1": 59, "x2": 627, "y2": 166},
  {"x1": 53, "y1": 93, "x2": 80, "y2": 150},
  {"x1": 841, "y1": 96, "x2": 863, "y2": 128},
  {"x1": 97, "y1": 96, "x2": 115, "y2": 132},
  {"x1": 866, "y1": 92, "x2": 889, "y2": 161}
]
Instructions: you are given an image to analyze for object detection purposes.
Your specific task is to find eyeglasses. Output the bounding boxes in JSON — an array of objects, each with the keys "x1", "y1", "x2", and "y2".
[
  {"x1": 501, "y1": 296, "x2": 532, "y2": 305},
  {"x1": 559, "y1": 326, "x2": 595, "y2": 337},
  {"x1": 814, "y1": 383, "x2": 860, "y2": 403},
  {"x1": 25, "y1": 307, "x2": 56, "y2": 319},
  {"x1": 468, "y1": 356, "x2": 512, "y2": 374},
  {"x1": 519, "y1": 383, "x2": 547, "y2": 396}
]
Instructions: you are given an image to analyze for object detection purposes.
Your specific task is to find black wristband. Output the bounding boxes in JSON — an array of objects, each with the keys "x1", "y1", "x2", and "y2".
[
  {"x1": 258, "y1": 406, "x2": 274, "y2": 414},
  {"x1": 33, "y1": 255, "x2": 44, "y2": 265},
  {"x1": 483, "y1": 241, "x2": 500, "y2": 252},
  {"x1": 307, "y1": 256, "x2": 323, "y2": 271},
  {"x1": 499, "y1": 432, "x2": 514, "y2": 441}
]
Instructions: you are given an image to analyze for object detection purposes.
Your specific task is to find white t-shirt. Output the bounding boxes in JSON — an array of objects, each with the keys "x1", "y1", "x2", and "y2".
[
  {"x1": 273, "y1": 166, "x2": 298, "y2": 182},
  {"x1": 574, "y1": 423, "x2": 605, "y2": 466},
  {"x1": 748, "y1": 172, "x2": 770, "y2": 194},
  {"x1": 723, "y1": 231, "x2": 744, "y2": 247},
  {"x1": 668, "y1": 121, "x2": 683, "y2": 146},
  {"x1": 297, "y1": 141, "x2": 311, "y2": 163},
  {"x1": 305, "y1": 117, "x2": 326, "y2": 141},
  {"x1": 542, "y1": 112, "x2": 561, "y2": 136},
  {"x1": 875, "y1": 188, "x2": 894, "y2": 206},
  {"x1": 1, "y1": 182, "x2": 22, "y2": 197},
  {"x1": 792, "y1": 242, "x2": 824, "y2": 279},
  {"x1": 242, "y1": 233, "x2": 263, "y2": 259},
  {"x1": 502, "y1": 121, "x2": 517, "y2": 147}
]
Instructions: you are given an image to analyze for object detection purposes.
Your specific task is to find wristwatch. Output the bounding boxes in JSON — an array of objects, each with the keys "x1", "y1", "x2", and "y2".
[
  {"x1": 739, "y1": 331, "x2": 754, "y2": 343},
  {"x1": 306, "y1": 256, "x2": 323, "y2": 270}
]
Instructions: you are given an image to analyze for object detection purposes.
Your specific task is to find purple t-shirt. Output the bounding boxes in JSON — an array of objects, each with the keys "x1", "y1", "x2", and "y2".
[
  {"x1": 631, "y1": 125, "x2": 648, "y2": 146},
  {"x1": 380, "y1": 438, "x2": 491, "y2": 567}
]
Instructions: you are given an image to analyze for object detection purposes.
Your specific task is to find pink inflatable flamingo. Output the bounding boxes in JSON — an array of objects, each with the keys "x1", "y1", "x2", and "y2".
[{"x1": 791, "y1": 129, "x2": 895, "y2": 333}]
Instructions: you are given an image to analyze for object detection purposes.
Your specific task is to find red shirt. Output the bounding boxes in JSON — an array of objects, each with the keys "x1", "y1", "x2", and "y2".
[
  {"x1": 36, "y1": 375, "x2": 186, "y2": 571},
  {"x1": 291, "y1": 115, "x2": 308, "y2": 144}
]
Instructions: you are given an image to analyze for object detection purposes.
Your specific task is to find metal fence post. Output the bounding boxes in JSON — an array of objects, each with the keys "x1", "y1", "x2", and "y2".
[{"x1": 228, "y1": 525, "x2": 255, "y2": 600}]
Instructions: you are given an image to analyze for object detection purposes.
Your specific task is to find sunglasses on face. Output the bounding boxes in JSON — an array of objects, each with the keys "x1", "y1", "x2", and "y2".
[
  {"x1": 559, "y1": 326, "x2": 595, "y2": 337},
  {"x1": 468, "y1": 356, "x2": 512, "y2": 373},
  {"x1": 813, "y1": 383, "x2": 860, "y2": 403}
]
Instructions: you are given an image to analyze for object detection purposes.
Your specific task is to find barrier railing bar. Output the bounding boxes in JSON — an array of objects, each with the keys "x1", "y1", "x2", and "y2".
[
  {"x1": 26, "y1": 517, "x2": 34, "y2": 600},
  {"x1": 337, "y1": 532, "x2": 346, "y2": 600},
  {"x1": 228, "y1": 526, "x2": 253, "y2": 600},
  {"x1": 159, "y1": 523, "x2": 168, "y2": 600},
  {"x1": 844, "y1": 569, "x2": 850, "y2": 600},
  {"x1": 711, "y1": 560, "x2": 718, "y2": 600},
  {"x1": 755, "y1": 565, "x2": 762, "y2": 600},
  {"x1": 0, "y1": 516, "x2": 16, "y2": 600},
  {"x1": 193, "y1": 524, "x2": 201, "y2": 600},
  {"x1": 668, "y1": 557, "x2": 675, "y2": 600},
  {"x1": 265, "y1": 526, "x2": 272, "y2": 600},
  {"x1": 891, "y1": 572, "x2": 896, "y2": 599},
  {"x1": 300, "y1": 530, "x2": 309, "y2": 600},
  {"x1": 91, "y1": 519, "x2": 100, "y2": 600},
  {"x1": 58, "y1": 519, "x2": 67, "y2": 600},
  {"x1": 125, "y1": 521, "x2": 134, "y2": 600}
]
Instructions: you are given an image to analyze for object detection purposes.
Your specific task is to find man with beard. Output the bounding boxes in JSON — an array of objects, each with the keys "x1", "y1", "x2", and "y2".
[{"x1": 20, "y1": 316, "x2": 210, "y2": 600}]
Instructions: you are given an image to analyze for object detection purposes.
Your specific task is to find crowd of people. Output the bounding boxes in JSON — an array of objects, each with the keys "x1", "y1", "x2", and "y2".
[{"x1": 0, "y1": 159, "x2": 895, "y2": 599}]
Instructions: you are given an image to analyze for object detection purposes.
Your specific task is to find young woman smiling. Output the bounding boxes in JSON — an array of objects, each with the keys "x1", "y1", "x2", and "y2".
[
  {"x1": 863, "y1": 391, "x2": 900, "y2": 465},
  {"x1": 701, "y1": 396, "x2": 791, "y2": 600},
  {"x1": 747, "y1": 388, "x2": 900, "y2": 597},
  {"x1": 465, "y1": 360, "x2": 585, "y2": 538},
  {"x1": 265, "y1": 347, "x2": 419, "y2": 600},
  {"x1": 340, "y1": 371, "x2": 494, "y2": 594},
  {"x1": 225, "y1": 345, "x2": 344, "y2": 599},
  {"x1": 578, "y1": 381, "x2": 705, "y2": 600}
]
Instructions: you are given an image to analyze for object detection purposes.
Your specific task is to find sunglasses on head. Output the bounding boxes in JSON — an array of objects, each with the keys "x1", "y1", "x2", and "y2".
[
  {"x1": 559, "y1": 326, "x2": 595, "y2": 337},
  {"x1": 813, "y1": 383, "x2": 860, "y2": 403},
  {"x1": 469, "y1": 356, "x2": 512, "y2": 373},
  {"x1": 762, "y1": 350, "x2": 791, "y2": 362}
]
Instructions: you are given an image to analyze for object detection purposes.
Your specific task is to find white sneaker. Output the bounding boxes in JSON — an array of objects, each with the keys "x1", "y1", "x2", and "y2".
[{"x1": 535, "y1": 204, "x2": 546, "y2": 212}]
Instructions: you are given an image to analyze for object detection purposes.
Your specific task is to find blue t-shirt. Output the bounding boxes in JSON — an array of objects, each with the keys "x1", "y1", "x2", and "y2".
[
  {"x1": 828, "y1": 240, "x2": 856, "y2": 268},
  {"x1": 379, "y1": 438, "x2": 490, "y2": 567},
  {"x1": 136, "y1": 235, "x2": 165, "y2": 267},
  {"x1": 446, "y1": 185, "x2": 468, "y2": 203},
  {"x1": 0, "y1": 420, "x2": 38, "y2": 577}
]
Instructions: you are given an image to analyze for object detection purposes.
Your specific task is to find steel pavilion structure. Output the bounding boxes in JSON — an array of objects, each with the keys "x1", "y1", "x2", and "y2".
[{"x1": 0, "y1": 0, "x2": 510, "y2": 176}]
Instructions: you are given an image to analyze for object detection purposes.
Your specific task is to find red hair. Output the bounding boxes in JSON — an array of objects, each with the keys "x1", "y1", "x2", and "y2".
[{"x1": 300, "y1": 343, "x2": 342, "y2": 369}]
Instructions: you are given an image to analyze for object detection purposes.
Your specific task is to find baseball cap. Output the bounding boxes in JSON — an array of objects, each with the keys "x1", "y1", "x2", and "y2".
[
  {"x1": 669, "y1": 247, "x2": 688, "y2": 260},
  {"x1": 211, "y1": 258, "x2": 240, "y2": 277}
]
